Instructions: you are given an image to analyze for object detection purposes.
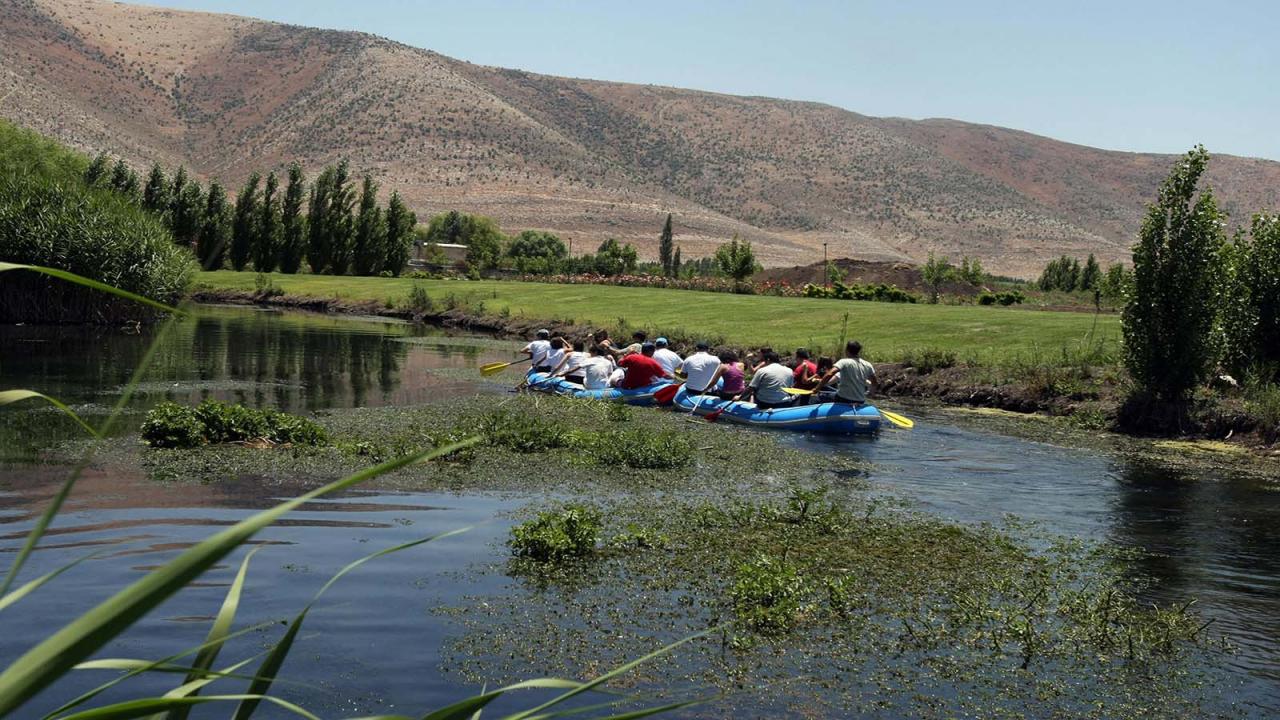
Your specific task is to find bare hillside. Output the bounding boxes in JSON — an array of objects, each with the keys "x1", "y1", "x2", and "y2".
[{"x1": 2, "y1": 0, "x2": 1276, "y2": 275}]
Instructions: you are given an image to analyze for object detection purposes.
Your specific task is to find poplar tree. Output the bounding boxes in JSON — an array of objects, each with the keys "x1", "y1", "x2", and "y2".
[
  {"x1": 1122, "y1": 146, "x2": 1225, "y2": 403},
  {"x1": 382, "y1": 191, "x2": 415, "y2": 276},
  {"x1": 142, "y1": 163, "x2": 169, "y2": 214},
  {"x1": 197, "y1": 181, "x2": 232, "y2": 269},
  {"x1": 109, "y1": 159, "x2": 140, "y2": 200},
  {"x1": 254, "y1": 171, "x2": 282, "y2": 272},
  {"x1": 672, "y1": 246, "x2": 682, "y2": 277},
  {"x1": 230, "y1": 172, "x2": 261, "y2": 271},
  {"x1": 326, "y1": 160, "x2": 356, "y2": 275},
  {"x1": 658, "y1": 213, "x2": 674, "y2": 276},
  {"x1": 1080, "y1": 253, "x2": 1101, "y2": 291},
  {"x1": 170, "y1": 176, "x2": 204, "y2": 248},
  {"x1": 352, "y1": 174, "x2": 385, "y2": 275},
  {"x1": 84, "y1": 152, "x2": 110, "y2": 186},
  {"x1": 279, "y1": 162, "x2": 307, "y2": 274},
  {"x1": 306, "y1": 166, "x2": 335, "y2": 273}
]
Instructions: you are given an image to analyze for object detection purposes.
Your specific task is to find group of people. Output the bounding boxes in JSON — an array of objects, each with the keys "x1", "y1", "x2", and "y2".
[{"x1": 520, "y1": 328, "x2": 876, "y2": 408}]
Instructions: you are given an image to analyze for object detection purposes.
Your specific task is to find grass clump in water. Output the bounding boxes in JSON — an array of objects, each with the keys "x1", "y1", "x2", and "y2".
[
  {"x1": 141, "y1": 400, "x2": 327, "y2": 448},
  {"x1": 576, "y1": 428, "x2": 693, "y2": 469},
  {"x1": 509, "y1": 504, "x2": 603, "y2": 562},
  {"x1": 729, "y1": 554, "x2": 809, "y2": 637}
]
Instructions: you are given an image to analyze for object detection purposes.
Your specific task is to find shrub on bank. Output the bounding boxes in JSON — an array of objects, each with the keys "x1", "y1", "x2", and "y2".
[
  {"x1": 0, "y1": 121, "x2": 197, "y2": 323},
  {"x1": 141, "y1": 400, "x2": 327, "y2": 448},
  {"x1": 802, "y1": 280, "x2": 919, "y2": 303}
]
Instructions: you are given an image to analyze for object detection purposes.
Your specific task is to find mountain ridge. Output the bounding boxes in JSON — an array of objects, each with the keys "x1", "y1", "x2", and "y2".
[{"x1": 2, "y1": 0, "x2": 1277, "y2": 275}]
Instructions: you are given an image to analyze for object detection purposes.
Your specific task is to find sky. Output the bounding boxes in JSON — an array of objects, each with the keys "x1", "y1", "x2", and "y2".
[{"x1": 145, "y1": 0, "x2": 1278, "y2": 160}]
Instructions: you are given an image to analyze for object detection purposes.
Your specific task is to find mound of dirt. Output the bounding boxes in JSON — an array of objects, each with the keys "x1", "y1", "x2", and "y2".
[{"x1": 757, "y1": 258, "x2": 983, "y2": 296}]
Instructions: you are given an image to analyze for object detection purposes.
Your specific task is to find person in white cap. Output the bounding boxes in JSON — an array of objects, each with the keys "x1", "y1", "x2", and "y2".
[
  {"x1": 520, "y1": 329, "x2": 552, "y2": 372},
  {"x1": 652, "y1": 337, "x2": 683, "y2": 376}
]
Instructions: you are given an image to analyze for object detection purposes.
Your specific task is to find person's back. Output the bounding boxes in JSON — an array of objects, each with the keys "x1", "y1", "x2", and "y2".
[
  {"x1": 618, "y1": 342, "x2": 669, "y2": 389},
  {"x1": 653, "y1": 338, "x2": 683, "y2": 376},
  {"x1": 581, "y1": 346, "x2": 613, "y2": 390},
  {"x1": 828, "y1": 340, "x2": 875, "y2": 404},
  {"x1": 750, "y1": 360, "x2": 794, "y2": 407},
  {"x1": 716, "y1": 351, "x2": 745, "y2": 399},
  {"x1": 682, "y1": 343, "x2": 720, "y2": 393}
]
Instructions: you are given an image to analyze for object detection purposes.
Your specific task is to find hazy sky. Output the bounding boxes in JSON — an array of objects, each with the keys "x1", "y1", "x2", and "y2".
[{"x1": 145, "y1": 0, "x2": 1278, "y2": 160}]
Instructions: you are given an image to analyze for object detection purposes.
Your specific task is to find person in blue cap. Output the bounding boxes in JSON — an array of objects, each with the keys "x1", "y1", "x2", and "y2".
[{"x1": 652, "y1": 337, "x2": 683, "y2": 376}]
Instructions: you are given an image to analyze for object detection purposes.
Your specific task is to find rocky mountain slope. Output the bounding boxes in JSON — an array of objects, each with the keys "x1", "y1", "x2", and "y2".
[{"x1": 2, "y1": 0, "x2": 1276, "y2": 274}]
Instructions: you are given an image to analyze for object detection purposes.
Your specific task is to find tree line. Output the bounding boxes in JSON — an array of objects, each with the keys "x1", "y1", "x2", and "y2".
[
  {"x1": 1036, "y1": 253, "x2": 1132, "y2": 300},
  {"x1": 85, "y1": 154, "x2": 416, "y2": 276}
]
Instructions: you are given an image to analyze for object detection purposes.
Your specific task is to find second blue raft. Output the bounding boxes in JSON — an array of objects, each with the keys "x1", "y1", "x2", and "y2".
[{"x1": 670, "y1": 386, "x2": 882, "y2": 435}]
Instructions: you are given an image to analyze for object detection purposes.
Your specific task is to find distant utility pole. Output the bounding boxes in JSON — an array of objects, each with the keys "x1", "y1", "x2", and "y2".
[{"x1": 823, "y1": 242, "x2": 829, "y2": 287}]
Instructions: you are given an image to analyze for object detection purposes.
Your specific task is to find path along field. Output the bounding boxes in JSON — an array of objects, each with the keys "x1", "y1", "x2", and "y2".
[{"x1": 197, "y1": 271, "x2": 1120, "y2": 365}]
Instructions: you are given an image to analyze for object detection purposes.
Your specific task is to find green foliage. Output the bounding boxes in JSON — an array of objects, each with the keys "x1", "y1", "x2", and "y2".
[
  {"x1": 83, "y1": 151, "x2": 109, "y2": 186},
  {"x1": 507, "y1": 229, "x2": 568, "y2": 274},
  {"x1": 278, "y1": 163, "x2": 307, "y2": 274},
  {"x1": 108, "y1": 158, "x2": 140, "y2": 200},
  {"x1": 730, "y1": 554, "x2": 807, "y2": 635},
  {"x1": 589, "y1": 238, "x2": 640, "y2": 276},
  {"x1": 957, "y1": 255, "x2": 986, "y2": 285},
  {"x1": 140, "y1": 400, "x2": 327, "y2": 449},
  {"x1": 672, "y1": 245, "x2": 682, "y2": 276},
  {"x1": 899, "y1": 348, "x2": 958, "y2": 374},
  {"x1": 0, "y1": 122, "x2": 196, "y2": 323},
  {"x1": 1038, "y1": 255, "x2": 1083, "y2": 292},
  {"x1": 138, "y1": 402, "x2": 204, "y2": 449},
  {"x1": 252, "y1": 171, "x2": 281, "y2": 273},
  {"x1": 406, "y1": 283, "x2": 434, "y2": 313},
  {"x1": 474, "y1": 409, "x2": 570, "y2": 452},
  {"x1": 803, "y1": 280, "x2": 919, "y2": 303},
  {"x1": 168, "y1": 167, "x2": 204, "y2": 249},
  {"x1": 977, "y1": 290, "x2": 1026, "y2": 306},
  {"x1": 1123, "y1": 147, "x2": 1226, "y2": 402},
  {"x1": 1080, "y1": 253, "x2": 1101, "y2": 291},
  {"x1": 577, "y1": 428, "x2": 693, "y2": 469},
  {"x1": 1223, "y1": 215, "x2": 1280, "y2": 376},
  {"x1": 423, "y1": 210, "x2": 506, "y2": 271},
  {"x1": 141, "y1": 163, "x2": 169, "y2": 214},
  {"x1": 306, "y1": 161, "x2": 356, "y2": 274},
  {"x1": 921, "y1": 252, "x2": 953, "y2": 303},
  {"x1": 509, "y1": 504, "x2": 602, "y2": 562},
  {"x1": 1099, "y1": 263, "x2": 1132, "y2": 304},
  {"x1": 196, "y1": 182, "x2": 231, "y2": 270},
  {"x1": 229, "y1": 172, "x2": 260, "y2": 271},
  {"x1": 714, "y1": 235, "x2": 760, "y2": 283},
  {"x1": 352, "y1": 174, "x2": 387, "y2": 276},
  {"x1": 659, "y1": 213, "x2": 675, "y2": 276},
  {"x1": 382, "y1": 191, "x2": 415, "y2": 277}
]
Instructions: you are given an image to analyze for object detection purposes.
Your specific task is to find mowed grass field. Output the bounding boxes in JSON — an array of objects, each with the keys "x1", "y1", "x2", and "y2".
[{"x1": 197, "y1": 271, "x2": 1120, "y2": 364}]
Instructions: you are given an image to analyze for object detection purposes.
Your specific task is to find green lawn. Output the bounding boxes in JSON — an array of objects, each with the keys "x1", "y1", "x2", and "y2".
[{"x1": 197, "y1": 271, "x2": 1120, "y2": 364}]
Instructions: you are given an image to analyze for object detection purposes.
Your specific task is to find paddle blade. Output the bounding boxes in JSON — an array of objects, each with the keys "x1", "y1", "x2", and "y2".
[
  {"x1": 880, "y1": 410, "x2": 914, "y2": 429},
  {"x1": 479, "y1": 361, "x2": 514, "y2": 377},
  {"x1": 704, "y1": 402, "x2": 732, "y2": 423},
  {"x1": 782, "y1": 387, "x2": 814, "y2": 396},
  {"x1": 652, "y1": 383, "x2": 682, "y2": 404}
]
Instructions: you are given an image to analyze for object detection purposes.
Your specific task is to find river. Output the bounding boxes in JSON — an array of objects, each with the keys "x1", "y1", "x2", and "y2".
[{"x1": 1, "y1": 306, "x2": 1276, "y2": 717}]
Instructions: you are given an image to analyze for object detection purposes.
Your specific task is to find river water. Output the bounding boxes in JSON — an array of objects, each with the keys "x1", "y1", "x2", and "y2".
[{"x1": 1, "y1": 306, "x2": 1277, "y2": 717}]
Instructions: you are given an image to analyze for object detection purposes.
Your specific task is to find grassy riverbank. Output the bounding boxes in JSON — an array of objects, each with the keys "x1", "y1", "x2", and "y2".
[{"x1": 196, "y1": 271, "x2": 1119, "y2": 365}]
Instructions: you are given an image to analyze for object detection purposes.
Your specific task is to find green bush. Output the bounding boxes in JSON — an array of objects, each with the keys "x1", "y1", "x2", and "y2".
[
  {"x1": 141, "y1": 400, "x2": 327, "y2": 448},
  {"x1": 474, "y1": 410, "x2": 569, "y2": 452},
  {"x1": 509, "y1": 504, "x2": 602, "y2": 562},
  {"x1": 802, "y1": 280, "x2": 918, "y2": 304},
  {"x1": 578, "y1": 428, "x2": 693, "y2": 469},
  {"x1": 139, "y1": 402, "x2": 205, "y2": 449},
  {"x1": 0, "y1": 121, "x2": 197, "y2": 323},
  {"x1": 407, "y1": 283, "x2": 434, "y2": 313},
  {"x1": 978, "y1": 290, "x2": 1026, "y2": 306},
  {"x1": 730, "y1": 554, "x2": 807, "y2": 634},
  {"x1": 898, "y1": 348, "x2": 958, "y2": 374}
]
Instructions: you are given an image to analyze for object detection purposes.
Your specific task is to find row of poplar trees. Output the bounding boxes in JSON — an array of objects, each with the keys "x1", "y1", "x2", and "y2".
[{"x1": 85, "y1": 154, "x2": 416, "y2": 275}]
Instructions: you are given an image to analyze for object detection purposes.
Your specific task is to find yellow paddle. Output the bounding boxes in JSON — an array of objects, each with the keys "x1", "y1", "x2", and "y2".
[
  {"x1": 479, "y1": 359, "x2": 528, "y2": 377},
  {"x1": 781, "y1": 388, "x2": 914, "y2": 428}
]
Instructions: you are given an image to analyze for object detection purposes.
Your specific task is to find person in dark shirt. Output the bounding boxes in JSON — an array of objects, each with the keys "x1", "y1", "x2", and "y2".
[{"x1": 616, "y1": 342, "x2": 671, "y2": 389}]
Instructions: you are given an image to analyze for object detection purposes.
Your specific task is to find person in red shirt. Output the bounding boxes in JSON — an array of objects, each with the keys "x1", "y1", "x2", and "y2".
[
  {"x1": 616, "y1": 342, "x2": 672, "y2": 389},
  {"x1": 792, "y1": 348, "x2": 818, "y2": 388}
]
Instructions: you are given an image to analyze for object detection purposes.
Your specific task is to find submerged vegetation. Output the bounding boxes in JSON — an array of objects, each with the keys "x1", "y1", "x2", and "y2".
[{"x1": 141, "y1": 400, "x2": 328, "y2": 449}]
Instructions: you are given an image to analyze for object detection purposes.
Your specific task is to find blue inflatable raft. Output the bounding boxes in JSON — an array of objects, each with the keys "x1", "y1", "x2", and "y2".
[
  {"x1": 524, "y1": 371, "x2": 670, "y2": 406},
  {"x1": 670, "y1": 386, "x2": 882, "y2": 435}
]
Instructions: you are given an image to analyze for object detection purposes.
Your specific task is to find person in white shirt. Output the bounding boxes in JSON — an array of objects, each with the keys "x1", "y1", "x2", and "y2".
[
  {"x1": 681, "y1": 341, "x2": 721, "y2": 394},
  {"x1": 549, "y1": 340, "x2": 590, "y2": 385},
  {"x1": 542, "y1": 337, "x2": 567, "y2": 376},
  {"x1": 652, "y1": 337, "x2": 683, "y2": 376},
  {"x1": 738, "y1": 350, "x2": 794, "y2": 410},
  {"x1": 520, "y1": 329, "x2": 552, "y2": 371},
  {"x1": 580, "y1": 344, "x2": 616, "y2": 390}
]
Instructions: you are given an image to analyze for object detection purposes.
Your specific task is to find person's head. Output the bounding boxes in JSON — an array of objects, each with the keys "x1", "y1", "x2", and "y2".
[
  {"x1": 551, "y1": 331, "x2": 564, "y2": 340},
  {"x1": 535, "y1": 329, "x2": 550, "y2": 340},
  {"x1": 719, "y1": 350, "x2": 739, "y2": 364},
  {"x1": 795, "y1": 348, "x2": 810, "y2": 360},
  {"x1": 550, "y1": 337, "x2": 567, "y2": 350},
  {"x1": 845, "y1": 340, "x2": 862, "y2": 358},
  {"x1": 817, "y1": 356, "x2": 834, "y2": 373},
  {"x1": 641, "y1": 342, "x2": 656, "y2": 356},
  {"x1": 572, "y1": 340, "x2": 585, "y2": 352},
  {"x1": 695, "y1": 341, "x2": 710, "y2": 352},
  {"x1": 632, "y1": 331, "x2": 647, "y2": 343},
  {"x1": 594, "y1": 329, "x2": 610, "y2": 341},
  {"x1": 588, "y1": 344, "x2": 603, "y2": 357},
  {"x1": 655, "y1": 337, "x2": 669, "y2": 348},
  {"x1": 763, "y1": 350, "x2": 781, "y2": 365}
]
